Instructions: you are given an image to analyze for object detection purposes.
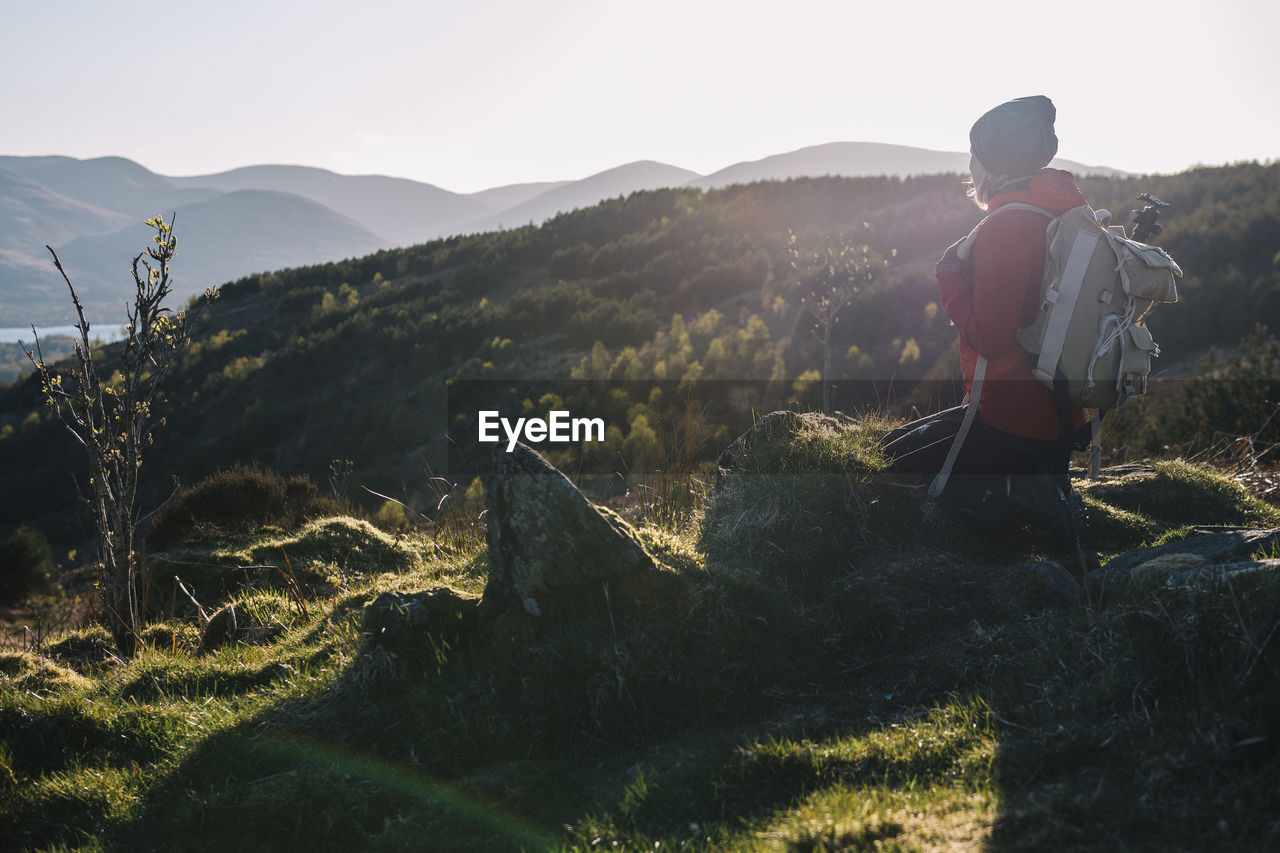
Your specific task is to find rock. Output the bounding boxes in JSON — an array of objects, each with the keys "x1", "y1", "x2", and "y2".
[
  {"x1": 1081, "y1": 463, "x2": 1158, "y2": 482},
  {"x1": 1127, "y1": 556, "x2": 1280, "y2": 591},
  {"x1": 199, "y1": 603, "x2": 243, "y2": 651},
  {"x1": 715, "y1": 410, "x2": 805, "y2": 487},
  {"x1": 1091, "y1": 526, "x2": 1280, "y2": 588},
  {"x1": 482, "y1": 443, "x2": 655, "y2": 615},
  {"x1": 1124, "y1": 553, "x2": 1211, "y2": 591},
  {"x1": 1028, "y1": 560, "x2": 1084, "y2": 609},
  {"x1": 363, "y1": 588, "x2": 477, "y2": 646},
  {"x1": 715, "y1": 410, "x2": 862, "y2": 489},
  {"x1": 199, "y1": 602, "x2": 287, "y2": 652}
]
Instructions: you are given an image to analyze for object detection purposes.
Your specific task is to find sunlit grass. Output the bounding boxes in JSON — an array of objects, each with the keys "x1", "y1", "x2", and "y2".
[{"x1": 3, "y1": 443, "x2": 1280, "y2": 851}]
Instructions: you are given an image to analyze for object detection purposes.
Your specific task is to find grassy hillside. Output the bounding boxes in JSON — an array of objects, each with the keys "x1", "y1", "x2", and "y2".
[
  {"x1": 0, "y1": 337, "x2": 77, "y2": 385},
  {"x1": 3, "y1": 418, "x2": 1279, "y2": 851},
  {"x1": 4, "y1": 159, "x2": 1280, "y2": 851},
  {"x1": 4, "y1": 164, "x2": 1279, "y2": 551}
]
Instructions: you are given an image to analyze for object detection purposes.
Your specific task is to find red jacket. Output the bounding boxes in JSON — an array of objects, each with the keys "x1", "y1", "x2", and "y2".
[{"x1": 937, "y1": 168, "x2": 1088, "y2": 440}]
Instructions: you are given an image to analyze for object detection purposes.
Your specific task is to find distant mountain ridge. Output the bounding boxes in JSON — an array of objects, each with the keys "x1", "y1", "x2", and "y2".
[
  {"x1": 0, "y1": 143, "x2": 1129, "y2": 325},
  {"x1": 691, "y1": 141, "x2": 1122, "y2": 189},
  {"x1": 168, "y1": 165, "x2": 492, "y2": 247},
  {"x1": 456, "y1": 161, "x2": 703, "y2": 234},
  {"x1": 56, "y1": 190, "x2": 388, "y2": 302}
]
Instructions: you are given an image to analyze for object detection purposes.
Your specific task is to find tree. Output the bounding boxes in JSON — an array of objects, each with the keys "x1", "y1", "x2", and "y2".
[
  {"x1": 0, "y1": 525, "x2": 54, "y2": 603},
  {"x1": 790, "y1": 231, "x2": 877, "y2": 415},
  {"x1": 24, "y1": 215, "x2": 216, "y2": 656}
]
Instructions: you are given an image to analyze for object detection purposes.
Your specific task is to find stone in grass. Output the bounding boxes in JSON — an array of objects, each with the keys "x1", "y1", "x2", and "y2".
[
  {"x1": 1126, "y1": 554, "x2": 1280, "y2": 592},
  {"x1": 1091, "y1": 526, "x2": 1280, "y2": 589},
  {"x1": 482, "y1": 442, "x2": 655, "y2": 616},
  {"x1": 363, "y1": 588, "x2": 478, "y2": 647},
  {"x1": 713, "y1": 410, "x2": 858, "y2": 488},
  {"x1": 200, "y1": 603, "x2": 245, "y2": 652},
  {"x1": 199, "y1": 603, "x2": 285, "y2": 652},
  {"x1": 715, "y1": 410, "x2": 805, "y2": 487},
  {"x1": 1028, "y1": 560, "x2": 1084, "y2": 609}
]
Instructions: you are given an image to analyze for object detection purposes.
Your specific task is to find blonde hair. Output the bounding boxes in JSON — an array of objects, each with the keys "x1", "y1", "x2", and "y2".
[{"x1": 965, "y1": 161, "x2": 1035, "y2": 212}]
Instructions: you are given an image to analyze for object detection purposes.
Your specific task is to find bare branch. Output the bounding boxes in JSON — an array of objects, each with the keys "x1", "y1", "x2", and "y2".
[
  {"x1": 26, "y1": 216, "x2": 213, "y2": 657},
  {"x1": 361, "y1": 484, "x2": 436, "y2": 526},
  {"x1": 44, "y1": 245, "x2": 96, "y2": 360},
  {"x1": 133, "y1": 478, "x2": 183, "y2": 532}
]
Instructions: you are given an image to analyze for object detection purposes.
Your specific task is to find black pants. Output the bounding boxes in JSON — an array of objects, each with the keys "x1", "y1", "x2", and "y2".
[
  {"x1": 881, "y1": 406, "x2": 1079, "y2": 534},
  {"x1": 880, "y1": 406, "x2": 1063, "y2": 478}
]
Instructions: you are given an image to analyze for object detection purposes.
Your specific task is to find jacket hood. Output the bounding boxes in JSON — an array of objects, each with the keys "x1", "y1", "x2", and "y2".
[{"x1": 988, "y1": 168, "x2": 1087, "y2": 215}]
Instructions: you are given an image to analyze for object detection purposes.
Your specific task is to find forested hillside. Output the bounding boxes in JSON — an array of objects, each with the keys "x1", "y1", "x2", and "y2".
[
  {"x1": 1, "y1": 146, "x2": 1126, "y2": 326},
  {"x1": 4, "y1": 162, "x2": 1280, "y2": 852},
  {"x1": 2, "y1": 163, "x2": 1278, "y2": 549}
]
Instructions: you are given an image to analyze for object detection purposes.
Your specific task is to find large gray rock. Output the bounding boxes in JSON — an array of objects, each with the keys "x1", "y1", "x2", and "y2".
[
  {"x1": 1091, "y1": 526, "x2": 1280, "y2": 588},
  {"x1": 1143, "y1": 558, "x2": 1280, "y2": 588},
  {"x1": 482, "y1": 443, "x2": 655, "y2": 615}
]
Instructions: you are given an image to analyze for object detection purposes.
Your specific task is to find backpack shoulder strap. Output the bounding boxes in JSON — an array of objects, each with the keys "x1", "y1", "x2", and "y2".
[
  {"x1": 956, "y1": 202, "x2": 1056, "y2": 260},
  {"x1": 929, "y1": 355, "x2": 987, "y2": 500},
  {"x1": 991, "y1": 201, "x2": 1056, "y2": 219}
]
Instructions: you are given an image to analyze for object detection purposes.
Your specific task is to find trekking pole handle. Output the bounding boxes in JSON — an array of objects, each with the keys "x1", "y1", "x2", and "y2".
[{"x1": 1129, "y1": 193, "x2": 1170, "y2": 243}]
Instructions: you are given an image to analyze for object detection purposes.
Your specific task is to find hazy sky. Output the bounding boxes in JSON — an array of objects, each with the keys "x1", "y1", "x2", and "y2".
[{"x1": 3, "y1": 0, "x2": 1276, "y2": 193}]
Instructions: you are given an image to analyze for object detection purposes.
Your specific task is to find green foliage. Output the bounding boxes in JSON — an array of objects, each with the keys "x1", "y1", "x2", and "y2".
[
  {"x1": 373, "y1": 499, "x2": 411, "y2": 533},
  {"x1": 1104, "y1": 324, "x2": 1280, "y2": 460},
  {"x1": 1068, "y1": 461, "x2": 1280, "y2": 567},
  {"x1": 0, "y1": 336, "x2": 78, "y2": 385},
  {"x1": 980, "y1": 568, "x2": 1280, "y2": 850},
  {"x1": 215, "y1": 516, "x2": 427, "y2": 577},
  {"x1": 0, "y1": 651, "x2": 91, "y2": 694},
  {"x1": 1176, "y1": 325, "x2": 1280, "y2": 443},
  {"x1": 276, "y1": 284, "x2": 328, "y2": 316},
  {"x1": 3, "y1": 448, "x2": 1280, "y2": 850},
  {"x1": 1107, "y1": 459, "x2": 1279, "y2": 528},
  {"x1": 22, "y1": 215, "x2": 217, "y2": 657},
  {"x1": 147, "y1": 465, "x2": 347, "y2": 551},
  {"x1": 0, "y1": 525, "x2": 55, "y2": 603},
  {"x1": 3, "y1": 163, "x2": 1280, "y2": 613}
]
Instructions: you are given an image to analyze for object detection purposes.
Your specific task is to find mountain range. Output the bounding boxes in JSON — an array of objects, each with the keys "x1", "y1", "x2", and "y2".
[{"x1": 0, "y1": 144, "x2": 1123, "y2": 326}]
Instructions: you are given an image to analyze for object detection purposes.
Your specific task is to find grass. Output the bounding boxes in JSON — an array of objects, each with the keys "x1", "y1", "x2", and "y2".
[{"x1": 4, "y1": 419, "x2": 1280, "y2": 851}]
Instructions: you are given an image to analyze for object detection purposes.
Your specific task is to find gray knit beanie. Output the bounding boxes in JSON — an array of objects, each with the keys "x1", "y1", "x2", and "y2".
[{"x1": 969, "y1": 95, "x2": 1058, "y2": 176}]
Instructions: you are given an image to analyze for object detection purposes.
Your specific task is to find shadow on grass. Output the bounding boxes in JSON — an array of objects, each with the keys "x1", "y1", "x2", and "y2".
[
  {"x1": 984, "y1": 579, "x2": 1280, "y2": 851},
  {"x1": 112, "y1": 719, "x2": 563, "y2": 852},
  {"x1": 95, "y1": 458, "x2": 1280, "y2": 851},
  {"x1": 102, "y1": 559, "x2": 1280, "y2": 850},
  {"x1": 981, "y1": 463, "x2": 1280, "y2": 851},
  {"x1": 102, "y1": 539, "x2": 1033, "y2": 850}
]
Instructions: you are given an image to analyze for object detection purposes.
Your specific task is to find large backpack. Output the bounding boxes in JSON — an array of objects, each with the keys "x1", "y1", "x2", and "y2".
[
  {"x1": 929, "y1": 202, "x2": 1182, "y2": 502},
  {"x1": 979, "y1": 202, "x2": 1183, "y2": 410}
]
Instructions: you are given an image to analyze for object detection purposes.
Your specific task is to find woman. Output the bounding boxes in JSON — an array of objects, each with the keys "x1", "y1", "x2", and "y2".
[{"x1": 882, "y1": 95, "x2": 1088, "y2": 546}]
